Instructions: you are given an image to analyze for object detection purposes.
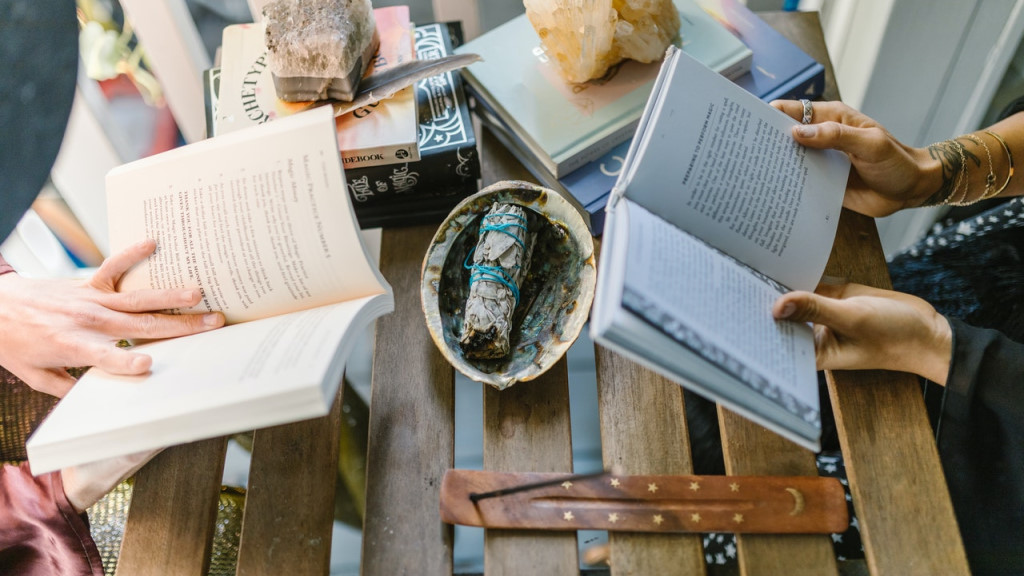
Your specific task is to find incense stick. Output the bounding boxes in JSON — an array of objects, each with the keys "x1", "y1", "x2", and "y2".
[
  {"x1": 445, "y1": 470, "x2": 851, "y2": 533},
  {"x1": 469, "y1": 470, "x2": 607, "y2": 504}
]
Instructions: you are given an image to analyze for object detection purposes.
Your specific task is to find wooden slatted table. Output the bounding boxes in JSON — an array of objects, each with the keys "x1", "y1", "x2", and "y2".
[{"x1": 115, "y1": 11, "x2": 969, "y2": 576}]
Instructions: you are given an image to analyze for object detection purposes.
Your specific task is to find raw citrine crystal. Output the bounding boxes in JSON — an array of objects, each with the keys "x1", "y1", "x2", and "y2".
[{"x1": 523, "y1": 0, "x2": 681, "y2": 83}]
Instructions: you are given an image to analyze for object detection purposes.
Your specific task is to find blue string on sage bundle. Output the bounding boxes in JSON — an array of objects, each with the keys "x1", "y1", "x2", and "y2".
[{"x1": 460, "y1": 203, "x2": 534, "y2": 359}]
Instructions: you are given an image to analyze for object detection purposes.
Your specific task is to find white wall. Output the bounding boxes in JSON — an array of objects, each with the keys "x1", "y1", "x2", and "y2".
[{"x1": 815, "y1": 0, "x2": 1024, "y2": 256}]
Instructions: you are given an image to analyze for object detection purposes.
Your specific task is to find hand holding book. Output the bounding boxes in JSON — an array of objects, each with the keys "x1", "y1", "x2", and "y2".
[
  {"x1": 0, "y1": 240, "x2": 224, "y2": 398},
  {"x1": 27, "y1": 106, "x2": 395, "y2": 474},
  {"x1": 771, "y1": 99, "x2": 1020, "y2": 216},
  {"x1": 590, "y1": 47, "x2": 850, "y2": 451},
  {"x1": 773, "y1": 282, "x2": 953, "y2": 385}
]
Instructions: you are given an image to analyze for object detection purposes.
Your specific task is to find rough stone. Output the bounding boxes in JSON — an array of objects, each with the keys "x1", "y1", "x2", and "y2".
[{"x1": 262, "y1": 0, "x2": 378, "y2": 101}]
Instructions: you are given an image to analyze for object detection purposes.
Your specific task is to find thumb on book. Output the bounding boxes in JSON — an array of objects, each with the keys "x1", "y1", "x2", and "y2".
[{"x1": 772, "y1": 290, "x2": 839, "y2": 325}]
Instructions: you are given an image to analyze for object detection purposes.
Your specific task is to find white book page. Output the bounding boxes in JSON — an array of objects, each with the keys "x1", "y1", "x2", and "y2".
[
  {"x1": 621, "y1": 200, "x2": 818, "y2": 412},
  {"x1": 107, "y1": 106, "x2": 388, "y2": 324},
  {"x1": 27, "y1": 293, "x2": 392, "y2": 473},
  {"x1": 623, "y1": 48, "x2": 849, "y2": 291}
]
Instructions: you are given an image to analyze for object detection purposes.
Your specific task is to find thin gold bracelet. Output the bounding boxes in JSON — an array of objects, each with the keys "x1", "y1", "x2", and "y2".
[
  {"x1": 965, "y1": 133, "x2": 995, "y2": 198},
  {"x1": 983, "y1": 130, "x2": 1014, "y2": 198}
]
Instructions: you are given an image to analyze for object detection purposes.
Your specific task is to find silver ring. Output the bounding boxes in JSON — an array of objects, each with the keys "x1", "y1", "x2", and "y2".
[{"x1": 800, "y1": 99, "x2": 813, "y2": 124}]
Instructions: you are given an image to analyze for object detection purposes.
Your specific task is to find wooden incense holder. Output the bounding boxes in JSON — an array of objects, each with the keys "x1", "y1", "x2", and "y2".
[{"x1": 440, "y1": 469, "x2": 849, "y2": 534}]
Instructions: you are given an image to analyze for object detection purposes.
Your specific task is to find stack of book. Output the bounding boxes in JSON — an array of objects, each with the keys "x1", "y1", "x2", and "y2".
[
  {"x1": 215, "y1": 6, "x2": 419, "y2": 170},
  {"x1": 350, "y1": 21, "x2": 480, "y2": 229},
  {"x1": 458, "y1": 0, "x2": 824, "y2": 235},
  {"x1": 697, "y1": 0, "x2": 826, "y2": 102},
  {"x1": 209, "y1": 9, "x2": 480, "y2": 229}
]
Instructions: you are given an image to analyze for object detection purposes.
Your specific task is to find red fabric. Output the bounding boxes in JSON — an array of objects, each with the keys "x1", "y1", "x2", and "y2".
[
  {"x1": 0, "y1": 463, "x2": 102, "y2": 576},
  {"x1": 0, "y1": 255, "x2": 102, "y2": 574}
]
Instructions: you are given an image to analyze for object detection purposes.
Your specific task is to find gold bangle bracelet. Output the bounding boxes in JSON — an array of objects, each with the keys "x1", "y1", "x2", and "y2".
[
  {"x1": 965, "y1": 133, "x2": 995, "y2": 198},
  {"x1": 983, "y1": 130, "x2": 1014, "y2": 198}
]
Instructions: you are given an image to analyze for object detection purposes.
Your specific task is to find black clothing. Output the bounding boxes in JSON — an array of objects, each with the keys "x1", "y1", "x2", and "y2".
[
  {"x1": 889, "y1": 197, "x2": 1024, "y2": 344},
  {"x1": 938, "y1": 319, "x2": 1024, "y2": 576},
  {"x1": 0, "y1": 0, "x2": 78, "y2": 241}
]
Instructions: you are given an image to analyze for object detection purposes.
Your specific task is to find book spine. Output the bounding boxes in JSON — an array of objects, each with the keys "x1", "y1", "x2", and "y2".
[
  {"x1": 353, "y1": 21, "x2": 477, "y2": 230},
  {"x1": 555, "y1": 118, "x2": 639, "y2": 178},
  {"x1": 340, "y1": 136, "x2": 421, "y2": 170},
  {"x1": 345, "y1": 144, "x2": 479, "y2": 206},
  {"x1": 203, "y1": 68, "x2": 220, "y2": 138},
  {"x1": 353, "y1": 189, "x2": 477, "y2": 228},
  {"x1": 761, "y1": 64, "x2": 826, "y2": 103},
  {"x1": 586, "y1": 199, "x2": 608, "y2": 235}
]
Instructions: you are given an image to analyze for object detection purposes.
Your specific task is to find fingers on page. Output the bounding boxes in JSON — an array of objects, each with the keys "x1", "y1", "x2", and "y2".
[
  {"x1": 101, "y1": 287, "x2": 202, "y2": 313},
  {"x1": 93, "y1": 239, "x2": 157, "y2": 285}
]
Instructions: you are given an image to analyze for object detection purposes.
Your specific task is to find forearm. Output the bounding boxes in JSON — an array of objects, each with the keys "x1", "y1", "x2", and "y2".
[
  {"x1": 903, "y1": 312, "x2": 953, "y2": 386},
  {"x1": 916, "y1": 112, "x2": 1024, "y2": 207}
]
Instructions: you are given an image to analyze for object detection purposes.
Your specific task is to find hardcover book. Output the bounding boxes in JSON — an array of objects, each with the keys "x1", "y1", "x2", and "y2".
[
  {"x1": 215, "y1": 6, "x2": 418, "y2": 169},
  {"x1": 344, "y1": 21, "x2": 480, "y2": 228},
  {"x1": 455, "y1": 0, "x2": 752, "y2": 179},
  {"x1": 697, "y1": 0, "x2": 826, "y2": 101},
  {"x1": 202, "y1": 25, "x2": 480, "y2": 230},
  {"x1": 590, "y1": 47, "x2": 850, "y2": 451},
  {"x1": 27, "y1": 106, "x2": 395, "y2": 473}
]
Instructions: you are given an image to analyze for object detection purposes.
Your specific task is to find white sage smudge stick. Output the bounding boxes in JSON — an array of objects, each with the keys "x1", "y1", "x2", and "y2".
[{"x1": 459, "y1": 203, "x2": 534, "y2": 359}]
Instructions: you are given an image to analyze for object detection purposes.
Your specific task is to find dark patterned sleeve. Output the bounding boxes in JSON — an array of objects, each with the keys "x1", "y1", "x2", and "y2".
[{"x1": 936, "y1": 318, "x2": 1024, "y2": 576}]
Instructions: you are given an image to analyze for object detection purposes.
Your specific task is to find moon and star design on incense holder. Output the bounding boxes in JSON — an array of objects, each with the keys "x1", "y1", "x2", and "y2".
[{"x1": 440, "y1": 469, "x2": 849, "y2": 534}]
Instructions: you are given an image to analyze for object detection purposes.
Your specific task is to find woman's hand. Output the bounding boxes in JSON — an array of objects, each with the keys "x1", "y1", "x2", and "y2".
[
  {"x1": 771, "y1": 100, "x2": 942, "y2": 217},
  {"x1": 773, "y1": 282, "x2": 952, "y2": 384},
  {"x1": 0, "y1": 239, "x2": 225, "y2": 397}
]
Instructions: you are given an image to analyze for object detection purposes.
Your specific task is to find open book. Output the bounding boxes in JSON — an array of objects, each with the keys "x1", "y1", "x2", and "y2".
[
  {"x1": 27, "y1": 105, "x2": 394, "y2": 474},
  {"x1": 590, "y1": 47, "x2": 850, "y2": 451}
]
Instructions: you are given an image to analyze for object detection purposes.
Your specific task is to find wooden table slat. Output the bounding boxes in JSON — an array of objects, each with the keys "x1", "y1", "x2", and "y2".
[
  {"x1": 704, "y1": 13, "x2": 837, "y2": 576},
  {"x1": 475, "y1": 124, "x2": 580, "y2": 576},
  {"x1": 824, "y1": 208, "x2": 969, "y2": 576},
  {"x1": 483, "y1": 358, "x2": 578, "y2": 576},
  {"x1": 718, "y1": 409, "x2": 839, "y2": 576},
  {"x1": 594, "y1": 345, "x2": 707, "y2": 575},
  {"x1": 115, "y1": 438, "x2": 227, "y2": 576},
  {"x1": 758, "y1": 13, "x2": 969, "y2": 575},
  {"x1": 828, "y1": 370, "x2": 970, "y2": 576},
  {"x1": 235, "y1": 384, "x2": 344, "y2": 575},
  {"x1": 361, "y1": 225, "x2": 457, "y2": 576}
]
